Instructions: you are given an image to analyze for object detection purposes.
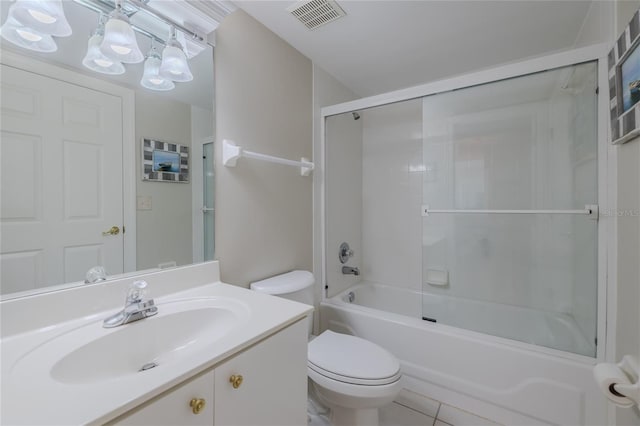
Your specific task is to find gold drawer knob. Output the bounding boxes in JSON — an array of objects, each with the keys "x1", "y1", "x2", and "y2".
[
  {"x1": 229, "y1": 374, "x2": 243, "y2": 389},
  {"x1": 190, "y1": 398, "x2": 206, "y2": 415}
]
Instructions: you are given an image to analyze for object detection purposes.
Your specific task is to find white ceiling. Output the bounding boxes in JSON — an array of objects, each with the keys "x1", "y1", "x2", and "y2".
[{"x1": 234, "y1": 0, "x2": 594, "y2": 97}]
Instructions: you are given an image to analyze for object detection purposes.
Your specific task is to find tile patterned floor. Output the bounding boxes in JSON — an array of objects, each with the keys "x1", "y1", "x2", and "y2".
[
  {"x1": 384, "y1": 389, "x2": 502, "y2": 426},
  {"x1": 309, "y1": 389, "x2": 503, "y2": 426}
]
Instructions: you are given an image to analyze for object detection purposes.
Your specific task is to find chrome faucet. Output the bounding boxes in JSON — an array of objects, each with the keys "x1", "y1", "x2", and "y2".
[
  {"x1": 342, "y1": 266, "x2": 360, "y2": 276},
  {"x1": 84, "y1": 265, "x2": 107, "y2": 284},
  {"x1": 103, "y1": 280, "x2": 158, "y2": 328}
]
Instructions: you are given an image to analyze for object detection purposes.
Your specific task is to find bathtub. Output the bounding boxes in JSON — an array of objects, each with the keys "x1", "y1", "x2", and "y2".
[{"x1": 320, "y1": 282, "x2": 607, "y2": 425}]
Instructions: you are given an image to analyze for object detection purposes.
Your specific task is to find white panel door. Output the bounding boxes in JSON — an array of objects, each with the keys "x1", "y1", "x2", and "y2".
[{"x1": 1, "y1": 64, "x2": 123, "y2": 294}]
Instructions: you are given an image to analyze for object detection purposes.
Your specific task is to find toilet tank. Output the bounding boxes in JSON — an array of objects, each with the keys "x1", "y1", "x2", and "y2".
[
  {"x1": 250, "y1": 270, "x2": 314, "y2": 305},
  {"x1": 250, "y1": 271, "x2": 315, "y2": 334}
]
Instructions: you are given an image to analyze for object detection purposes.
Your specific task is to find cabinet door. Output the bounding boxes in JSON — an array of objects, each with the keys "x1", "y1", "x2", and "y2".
[
  {"x1": 214, "y1": 319, "x2": 308, "y2": 426},
  {"x1": 112, "y1": 370, "x2": 214, "y2": 426}
]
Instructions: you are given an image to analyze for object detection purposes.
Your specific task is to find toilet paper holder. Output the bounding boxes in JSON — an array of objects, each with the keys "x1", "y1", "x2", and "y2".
[{"x1": 603, "y1": 355, "x2": 640, "y2": 406}]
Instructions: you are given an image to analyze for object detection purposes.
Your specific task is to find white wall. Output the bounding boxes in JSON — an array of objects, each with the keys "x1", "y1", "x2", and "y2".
[
  {"x1": 135, "y1": 91, "x2": 193, "y2": 270},
  {"x1": 615, "y1": 2, "x2": 640, "y2": 424},
  {"x1": 573, "y1": 0, "x2": 614, "y2": 48},
  {"x1": 570, "y1": 0, "x2": 640, "y2": 420},
  {"x1": 214, "y1": 10, "x2": 313, "y2": 287}
]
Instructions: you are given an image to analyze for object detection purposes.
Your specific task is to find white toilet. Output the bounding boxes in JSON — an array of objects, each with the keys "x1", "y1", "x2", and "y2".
[{"x1": 251, "y1": 271, "x2": 402, "y2": 426}]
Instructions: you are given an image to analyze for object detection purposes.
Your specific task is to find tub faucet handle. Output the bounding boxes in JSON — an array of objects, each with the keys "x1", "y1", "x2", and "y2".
[{"x1": 339, "y1": 242, "x2": 354, "y2": 264}]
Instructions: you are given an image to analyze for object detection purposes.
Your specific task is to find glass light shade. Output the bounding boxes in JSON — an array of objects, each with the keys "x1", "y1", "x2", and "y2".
[
  {"x1": 159, "y1": 39, "x2": 193, "y2": 82},
  {"x1": 10, "y1": 0, "x2": 71, "y2": 37},
  {"x1": 82, "y1": 34, "x2": 125, "y2": 75},
  {"x1": 0, "y1": 14, "x2": 57, "y2": 52},
  {"x1": 99, "y1": 11, "x2": 143, "y2": 64},
  {"x1": 141, "y1": 50, "x2": 175, "y2": 91}
]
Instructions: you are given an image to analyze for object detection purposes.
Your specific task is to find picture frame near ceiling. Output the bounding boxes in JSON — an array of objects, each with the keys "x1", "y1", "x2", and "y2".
[
  {"x1": 142, "y1": 138, "x2": 189, "y2": 183},
  {"x1": 609, "y1": 7, "x2": 640, "y2": 144}
]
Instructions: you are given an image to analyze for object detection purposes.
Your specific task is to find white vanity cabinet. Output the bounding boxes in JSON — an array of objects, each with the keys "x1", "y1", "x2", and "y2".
[
  {"x1": 111, "y1": 319, "x2": 308, "y2": 426},
  {"x1": 112, "y1": 370, "x2": 215, "y2": 426},
  {"x1": 213, "y1": 317, "x2": 308, "y2": 426}
]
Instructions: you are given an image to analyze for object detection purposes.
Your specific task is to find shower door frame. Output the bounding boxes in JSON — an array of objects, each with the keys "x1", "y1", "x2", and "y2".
[{"x1": 319, "y1": 43, "x2": 615, "y2": 363}]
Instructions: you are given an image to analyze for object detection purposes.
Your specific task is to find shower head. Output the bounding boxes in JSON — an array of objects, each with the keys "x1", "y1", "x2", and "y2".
[{"x1": 352, "y1": 112, "x2": 360, "y2": 120}]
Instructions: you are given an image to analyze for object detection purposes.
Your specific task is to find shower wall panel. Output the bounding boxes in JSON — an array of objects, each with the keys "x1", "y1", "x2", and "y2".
[
  {"x1": 325, "y1": 113, "x2": 363, "y2": 298},
  {"x1": 361, "y1": 99, "x2": 423, "y2": 290}
]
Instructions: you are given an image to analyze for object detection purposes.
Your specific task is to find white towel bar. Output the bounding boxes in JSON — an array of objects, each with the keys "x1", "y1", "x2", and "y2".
[{"x1": 222, "y1": 140, "x2": 314, "y2": 176}]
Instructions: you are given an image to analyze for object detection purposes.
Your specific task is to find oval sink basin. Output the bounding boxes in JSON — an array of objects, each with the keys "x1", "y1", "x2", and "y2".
[{"x1": 11, "y1": 298, "x2": 250, "y2": 385}]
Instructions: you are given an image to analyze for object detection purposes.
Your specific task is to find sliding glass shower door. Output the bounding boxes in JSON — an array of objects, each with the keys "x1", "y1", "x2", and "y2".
[
  {"x1": 324, "y1": 61, "x2": 599, "y2": 357},
  {"x1": 421, "y1": 62, "x2": 598, "y2": 356}
]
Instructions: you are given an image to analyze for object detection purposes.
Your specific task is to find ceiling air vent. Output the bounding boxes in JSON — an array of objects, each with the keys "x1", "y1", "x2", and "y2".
[{"x1": 287, "y1": 0, "x2": 346, "y2": 30}]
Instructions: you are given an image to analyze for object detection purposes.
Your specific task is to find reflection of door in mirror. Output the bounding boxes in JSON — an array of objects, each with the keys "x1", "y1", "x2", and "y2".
[{"x1": 1, "y1": 65, "x2": 125, "y2": 294}]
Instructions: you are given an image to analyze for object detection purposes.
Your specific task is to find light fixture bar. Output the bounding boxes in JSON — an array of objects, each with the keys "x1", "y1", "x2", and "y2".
[
  {"x1": 127, "y1": 0, "x2": 205, "y2": 43},
  {"x1": 72, "y1": 0, "x2": 161, "y2": 44},
  {"x1": 71, "y1": 0, "x2": 205, "y2": 45}
]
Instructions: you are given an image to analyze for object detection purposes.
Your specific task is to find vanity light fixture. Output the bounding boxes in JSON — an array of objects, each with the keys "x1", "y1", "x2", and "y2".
[
  {"x1": 82, "y1": 15, "x2": 125, "y2": 75},
  {"x1": 9, "y1": 0, "x2": 72, "y2": 37},
  {"x1": 159, "y1": 26, "x2": 193, "y2": 82},
  {"x1": 140, "y1": 43, "x2": 175, "y2": 91},
  {"x1": 1, "y1": 0, "x2": 206, "y2": 87},
  {"x1": 0, "y1": 12, "x2": 57, "y2": 52},
  {"x1": 99, "y1": 0, "x2": 143, "y2": 64}
]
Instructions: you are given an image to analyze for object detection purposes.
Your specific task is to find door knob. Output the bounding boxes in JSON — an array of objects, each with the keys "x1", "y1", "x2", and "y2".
[{"x1": 102, "y1": 226, "x2": 120, "y2": 236}]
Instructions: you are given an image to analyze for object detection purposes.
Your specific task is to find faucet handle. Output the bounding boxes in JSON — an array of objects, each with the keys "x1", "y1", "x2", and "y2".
[
  {"x1": 339, "y1": 242, "x2": 354, "y2": 264},
  {"x1": 126, "y1": 280, "x2": 149, "y2": 303}
]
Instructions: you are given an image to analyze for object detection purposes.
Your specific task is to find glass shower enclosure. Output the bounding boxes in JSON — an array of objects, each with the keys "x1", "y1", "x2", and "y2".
[{"x1": 325, "y1": 61, "x2": 599, "y2": 357}]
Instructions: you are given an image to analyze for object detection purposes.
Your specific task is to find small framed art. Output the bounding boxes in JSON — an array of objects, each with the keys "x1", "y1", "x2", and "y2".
[
  {"x1": 608, "y1": 8, "x2": 640, "y2": 144},
  {"x1": 142, "y1": 138, "x2": 189, "y2": 183}
]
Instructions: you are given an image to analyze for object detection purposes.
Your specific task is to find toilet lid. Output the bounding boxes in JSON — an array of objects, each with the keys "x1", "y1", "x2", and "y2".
[{"x1": 308, "y1": 331, "x2": 400, "y2": 385}]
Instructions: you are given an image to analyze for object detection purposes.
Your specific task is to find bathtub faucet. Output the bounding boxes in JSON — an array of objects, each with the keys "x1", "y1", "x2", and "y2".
[{"x1": 342, "y1": 266, "x2": 360, "y2": 276}]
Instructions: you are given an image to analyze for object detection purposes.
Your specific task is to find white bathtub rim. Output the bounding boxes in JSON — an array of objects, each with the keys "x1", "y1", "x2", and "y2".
[
  {"x1": 341, "y1": 280, "x2": 592, "y2": 322},
  {"x1": 322, "y1": 290, "x2": 599, "y2": 365}
]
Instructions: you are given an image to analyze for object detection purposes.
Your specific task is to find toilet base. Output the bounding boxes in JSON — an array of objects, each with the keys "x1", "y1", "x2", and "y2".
[{"x1": 329, "y1": 406, "x2": 378, "y2": 426}]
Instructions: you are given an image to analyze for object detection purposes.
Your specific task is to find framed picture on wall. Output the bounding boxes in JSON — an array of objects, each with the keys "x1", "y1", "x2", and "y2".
[
  {"x1": 142, "y1": 138, "x2": 189, "y2": 183},
  {"x1": 608, "y1": 8, "x2": 640, "y2": 144}
]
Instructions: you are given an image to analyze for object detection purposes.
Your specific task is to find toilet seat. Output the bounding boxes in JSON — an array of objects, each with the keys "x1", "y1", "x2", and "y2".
[{"x1": 308, "y1": 331, "x2": 401, "y2": 386}]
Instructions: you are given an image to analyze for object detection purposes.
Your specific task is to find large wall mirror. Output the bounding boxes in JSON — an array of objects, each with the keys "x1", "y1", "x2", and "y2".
[{"x1": 0, "y1": 0, "x2": 215, "y2": 299}]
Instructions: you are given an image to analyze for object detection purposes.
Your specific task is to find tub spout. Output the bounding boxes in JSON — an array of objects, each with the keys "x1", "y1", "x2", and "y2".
[{"x1": 342, "y1": 266, "x2": 360, "y2": 276}]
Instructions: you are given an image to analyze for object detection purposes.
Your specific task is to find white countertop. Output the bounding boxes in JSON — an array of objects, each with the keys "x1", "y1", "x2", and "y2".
[{"x1": 1, "y1": 262, "x2": 312, "y2": 425}]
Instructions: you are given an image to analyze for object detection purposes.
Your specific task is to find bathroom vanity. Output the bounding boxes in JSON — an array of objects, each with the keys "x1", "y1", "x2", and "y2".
[{"x1": 0, "y1": 262, "x2": 312, "y2": 425}]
